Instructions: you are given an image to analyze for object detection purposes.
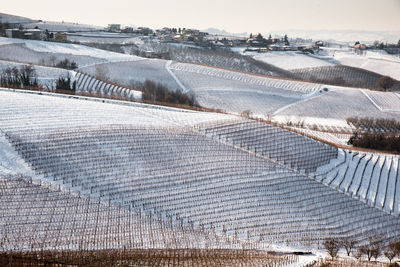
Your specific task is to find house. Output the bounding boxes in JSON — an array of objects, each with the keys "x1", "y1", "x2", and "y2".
[
  {"x1": 314, "y1": 41, "x2": 324, "y2": 47},
  {"x1": 107, "y1": 24, "x2": 121, "y2": 32},
  {"x1": 5, "y1": 28, "x2": 42, "y2": 40},
  {"x1": 135, "y1": 27, "x2": 153, "y2": 35},
  {"x1": 354, "y1": 43, "x2": 366, "y2": 50},
  {"x1": 122, "y1": 27, "x2": 134, "y2": 33}
]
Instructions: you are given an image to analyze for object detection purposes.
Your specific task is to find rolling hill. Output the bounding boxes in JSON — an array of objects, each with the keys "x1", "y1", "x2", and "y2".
[{"x1": 1, "y1": 89, "x2": 399, "y2": 256}]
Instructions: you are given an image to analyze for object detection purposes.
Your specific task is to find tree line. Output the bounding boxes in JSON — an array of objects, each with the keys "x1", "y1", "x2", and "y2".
[
  {"x1": 347, "y1": 117, "x2": 400, "y2": 154},
  {"x1": 0, "y1": 65, "x2": 76, "y2": 91},
  {"x1": 324, "y1": 236, "x2": 400, "y2": 264},
  {"x1": 139, "y1": 80, "x2": 198, "y2": 107},
  {"x1": 0, "y1": 65, "x2": 38, "y2": 88}
]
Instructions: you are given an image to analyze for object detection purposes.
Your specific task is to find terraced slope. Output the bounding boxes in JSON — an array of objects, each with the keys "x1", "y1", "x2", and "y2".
[
  {"x1": 0, "y1": 176, "x2": 220, "y2": 251},
  {"x1": 314, "y1": 150, "x2": 400, "y2": 214},
  {"x1": 169, "y1": 62, "x2": 323, "y2": 97},
  {"x1": 79, "y1": 60, "x2": 182, "y2": 90},
  {"x1": 0, "y1": 37, "x2": 141, "y2": 68},
  {"x1": 362, "y1": 90, "x2": 400, "y2": 112},
  {"x1": 197, "y1": 119, "x2": 338, "y2": 173},
  {"x1": 0, "y1": 90, "x2": 400, "y2": 251},
  {"x1": 75, "y1": 71, "x2": 142, "y2": 100},
  {"x1": 291, "y1": 65, "x2": 400, "y2": 91},
  {"x1": 273, "y1": 88, "x2": 400, "y2": 123}
]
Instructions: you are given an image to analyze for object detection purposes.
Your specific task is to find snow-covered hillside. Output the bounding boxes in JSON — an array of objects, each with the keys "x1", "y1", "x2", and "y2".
[
  {"x1": 24, "y1": 20, "x2": 103, "y2": 32},
  {"x1": 0, "y1": 59, "x2": 71, "y2": 88},
  {"x1": 314, "y1": 150, "x2": 400, "y2": 215},
  {"x1": 0, "y1": 37, "x2": 143, "y2": 67},
  {"x1": 79, "y1": 59, "x2": 182, "y2": 90},
  {"x1": 322, "y1": 48, "x2": 400, "y2": 80},
  {"x1": 1, "y1": 89, "x2": 399, "y2": 252},
  {"x1": 273, "y1": 87, "x2": 400, "y2": 128},
  {"x1": 245, "y1": 51, "x2": 335, "y2": 70}
]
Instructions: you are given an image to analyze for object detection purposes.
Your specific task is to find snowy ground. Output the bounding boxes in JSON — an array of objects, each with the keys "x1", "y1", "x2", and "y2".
[
  {"x1": 0, "y1": 133, "x2": 37, "y2": 177},
  {"x1": 0, "y1": 59, "x2": 72, "y2": 88},
  {"x1": 273, "y1": 86, "x2": 400, "y2": 127},
  {"x1": 319, "y1": 48, "x2": 400, "y2": 80},
  {"x1": 0, "y1": 37, "x2": 143, "y2": 67},
  {"x1": 24, "y1": 20, "x2": 103, "y2": 32},
  {"x1": 79, "y1": 59, "x2": 182, "y2": 90},
  {"x1": 1, "y1": 89, "x2": 400, "y2": 260},
  {"x1": 245, "y1": 50, "x2": 335, "y2": 70}
]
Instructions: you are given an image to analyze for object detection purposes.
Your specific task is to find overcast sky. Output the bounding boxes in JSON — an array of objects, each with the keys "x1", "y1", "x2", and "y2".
[{"x1": 2, "y1": 0, "x2": 400, "y2": 33}]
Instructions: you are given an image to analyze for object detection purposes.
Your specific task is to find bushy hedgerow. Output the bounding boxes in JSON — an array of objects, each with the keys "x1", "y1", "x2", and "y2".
[
  {"x1": 348, "y1": 132, "x2": 400, "y2": 153},
  {"x1": 140, "y1": 80, "x2": 197, "y2": 107}
]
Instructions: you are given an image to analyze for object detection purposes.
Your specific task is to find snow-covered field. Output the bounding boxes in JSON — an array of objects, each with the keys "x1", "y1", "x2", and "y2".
[
  {"x1": 245, "y1": 51, "x2": 335, "y2": 70},
  {"x1": 314, "y1": 149, "x2": 400, "y2": 214},
  {"x1": 1, "y1": 37, "x2": 398, "y2": 147},
  {"x1": 80, "y1": 59, "x2": 182, "y2": 89},
  {"x1": 273, "y1": 87, "x2": 400, "y2": 127},
  {"x1": 0, "y1": 37, "x2": 143, "y2": 67},
  {"x1": 1, "y1": 89, "x2": 399, "y2": 253},
  {"x1": 24, "y1": 20, "x2": 103, "y2": 32},
  {"x1": 362, "y1": 89, "x2": 400, "y2": 112},
  {"x1": 169, "y1": 62, "x2": 323, "y2": 97},
  {"x1": 321, "y1": 48, "x2": 400, "y2": 80},
  {"x1": 0, "y1": 59, "x2": 71, "y2": 88}
]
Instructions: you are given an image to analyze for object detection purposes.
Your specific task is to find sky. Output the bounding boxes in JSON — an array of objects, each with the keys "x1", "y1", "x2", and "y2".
[{"x1": 2, "y1": 0, "x2": 400, "y2": 34}]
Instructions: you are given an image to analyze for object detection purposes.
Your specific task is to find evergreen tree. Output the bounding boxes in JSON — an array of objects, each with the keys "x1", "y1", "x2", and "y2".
[{"x1": 284, "y1": 34, "x2": 289, "y2": 45}]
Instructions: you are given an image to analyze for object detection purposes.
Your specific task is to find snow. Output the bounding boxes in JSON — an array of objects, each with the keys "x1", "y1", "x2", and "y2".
[
  {"x1": 273, "y1": 87, "x2": 400, "y2": 123},
  {"x1": 384, "y1": 158, "x2": 398, "y2": 213},
  {"x1": 366, "y1": 156, "x2": 386, "y2": 205},
  {"x1": 1, "y1": 89, "x2": 400, "y2": 253},
  {"x1": 362, "y1": 90, "x2": 400, "y2": 112},
  {"x1": 0, "y1": 88, "x2": 236, "y2": 129},
  {"x1": 0, "y1": 37, "x2": 143, "y2": 65},
  {"x1": 325, "y1": 48, "x2": 400, "y2": 80},
  {"x1": 169, "y1": 61, "x2": 323, "y2": 97},
  {"x1": 195, "y1": 88, "x2": 298, "y2": 117},
  {"x1": 315, "y1": 150, "x2": 400, "y2": 214},
  {"x1": 246, "y1": 51, "x2": 335, "y2": 70},
  {"x1": 79, "y1": 59, "x2": 182, "y2": 89},
  {"x1": 375, "y1": 157, "x2": 392, "y2": 208},
  {"x1": 0, "y1": 59, "x2": 71, "y2": 88},
  {"x1": 348, "y1": 154, "x2": 371, "y2": 194},
  {"x1": 24, "y1": 21, "x2": 103, "y2": 32},
  {"x1": 0, "y1": 133, "x2": 36, "y2": 177},
  {"x1": 358, "y1": 155, "x2": 378, "y2": 200},
  {"x1": 165, "y1": 60, "x2": 188, "y2": 92}
]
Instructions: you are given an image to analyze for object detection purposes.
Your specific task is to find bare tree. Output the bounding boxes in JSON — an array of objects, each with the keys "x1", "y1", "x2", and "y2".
[
  {"x1": 359, "y1": 234, "x2": 384, "y2": 261},
  {"x1": 359, "y1": 245, "x2": 373, "y2": 261},
  {"x1": 354, "y1": 248, "x2": 363, "y2": 261},
  {"x1": 390, "y1": 241, "x2": 400, "y2": 256},
  {"x1": 342, "y1": 237, "x2": 357, "y2": 256},
  {"x1": 384, "y1": 247, "x2": 396, "y2": 264},
  {"x1": 371, "y1": 246, "x2": 381, "y2": 262},
  {"x1": 241, "y1": 110, "x2": 252, "y2": 118},
  {"x1": 324, "y1": 238, "x2": 341, "y2": 259},
  {"x1": 377, "y1": 76, "x2": 394, "y2": 91}
]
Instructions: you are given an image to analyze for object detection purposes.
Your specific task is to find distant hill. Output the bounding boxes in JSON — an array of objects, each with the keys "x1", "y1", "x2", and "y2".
[
  {"x1": 271, "y1": 29, "x2": 400, "y2": 44},
  {"x1": 0, "y1": 12, "x2": 102, "y2": 32},
  {"x1": 24, "y1": 21, "x2": 103, "y2": 32},
  {"x1": 0, "y1": 12, "x2": 36, "y2": 24},
  {"x1": 203, "y1": 27, "x2": 248, "y2": 37}
]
